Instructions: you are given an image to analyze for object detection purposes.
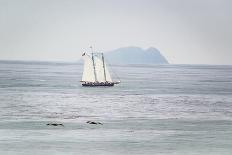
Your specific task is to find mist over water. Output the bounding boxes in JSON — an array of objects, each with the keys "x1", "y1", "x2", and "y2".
[{"x1": 0, "y1": 61, "x2": 232, "y2": 155}]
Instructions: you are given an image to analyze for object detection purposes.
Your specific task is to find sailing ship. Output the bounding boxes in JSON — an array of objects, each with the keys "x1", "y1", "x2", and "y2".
[{"x1": 80, "y1": 50, "x2": 120, "y2": 87}]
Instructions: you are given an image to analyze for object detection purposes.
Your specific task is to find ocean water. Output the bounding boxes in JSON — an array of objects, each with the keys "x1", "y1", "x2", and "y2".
[{"x1": 0, "y1": 61, "x2": 232, "y2": 155}]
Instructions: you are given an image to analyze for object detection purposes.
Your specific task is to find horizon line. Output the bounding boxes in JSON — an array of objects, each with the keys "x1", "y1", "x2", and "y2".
[{"x1": 0, "y1": 59, "x2": 231, "y2": 66}]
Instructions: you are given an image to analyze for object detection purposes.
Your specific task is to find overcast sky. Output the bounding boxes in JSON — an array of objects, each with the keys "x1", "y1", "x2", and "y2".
[{"x1": 0, "y1": 0, "x2": 232, "y2": 64}]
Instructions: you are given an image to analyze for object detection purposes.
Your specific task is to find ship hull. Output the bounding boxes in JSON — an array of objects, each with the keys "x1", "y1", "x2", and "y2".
[{"x1": 82, "y1": 82, "x2": 115, "y2": 87}]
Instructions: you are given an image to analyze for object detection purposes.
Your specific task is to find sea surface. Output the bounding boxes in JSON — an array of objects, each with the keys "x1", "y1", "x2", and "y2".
[{"x1": 0, "y1": 60, "x2": 232, "y2": 155}]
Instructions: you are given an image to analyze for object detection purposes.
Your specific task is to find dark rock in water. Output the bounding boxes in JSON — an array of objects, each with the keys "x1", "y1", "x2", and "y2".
[
  {"x1": 46, "y1": 123, "x2": 64, "y2": 127},
  {"x1": 86, "y1": 121, "x2": 103, "y2": 125}
]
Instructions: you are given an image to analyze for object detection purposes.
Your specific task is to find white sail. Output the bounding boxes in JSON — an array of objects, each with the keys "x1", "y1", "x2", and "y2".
[
  {"x1": 82, "y1": 52, "x2": 113, "y2": 83},
  {"x1": 94, "y1": 56, "x2": 105, "y2": 82},
  {"x1": 104, "y1": 64, "x2": 113, "y2": 82},
  {"x1": 81, "y1": 54, "x2": 95, "y2": 82},
  {"x1": 94, "y1": 56, "x2": 113, "y2": 82}
]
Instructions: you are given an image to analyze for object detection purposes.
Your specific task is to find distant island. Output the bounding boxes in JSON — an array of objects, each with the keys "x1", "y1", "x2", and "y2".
[{"x1": 104, "y1": 47, "x2": 168, "y2": 64}]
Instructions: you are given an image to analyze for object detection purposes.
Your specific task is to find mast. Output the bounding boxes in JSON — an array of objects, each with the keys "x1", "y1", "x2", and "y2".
[
  {"x1": 101, "y1": 53, "x2": 107, "y2": 82},
  {"x1": 90, "y1": 47, "x2": 97, "y2": 82}
]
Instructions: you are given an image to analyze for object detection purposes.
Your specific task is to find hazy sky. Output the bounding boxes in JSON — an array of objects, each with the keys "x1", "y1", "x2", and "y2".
[{"x1": 0, "y1": 0, "x2": 232, "y2": 64}]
